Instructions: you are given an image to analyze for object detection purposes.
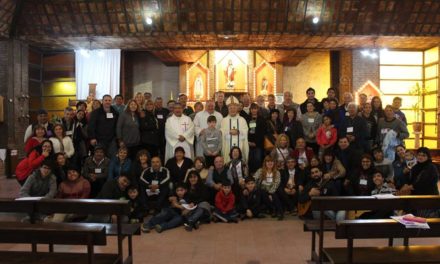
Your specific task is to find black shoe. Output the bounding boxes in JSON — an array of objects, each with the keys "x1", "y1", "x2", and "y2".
[
  {"x1": 184, "y1": 223, "x2": 193, "y2": 232},
  {"x1": 230, "y1": 217, "x2": 239, "y2": 223},
  {"x1": 194, "y1": 221, "x2": 200, "y2": 230},
  {"x1": 277, "y1": 214, "x2": 284, "y2": 221}
]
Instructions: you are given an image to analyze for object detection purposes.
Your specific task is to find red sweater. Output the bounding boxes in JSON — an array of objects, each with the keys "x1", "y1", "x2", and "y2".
[
  {"x1": 215, "y1": 190, "x2": 235, "y2": 213},
  {"x1": 15, "y1": 150, "x2": 46, "y2": 181},
  {"x1": 57, "y1": 176, "x2": 91, "y2": 199},
  {"x1": 316, "y1": 126, "x2": 337, "y2": 146}
]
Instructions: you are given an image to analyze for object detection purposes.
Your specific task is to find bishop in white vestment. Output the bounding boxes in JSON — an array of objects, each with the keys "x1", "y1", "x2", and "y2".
[
  {"x1": 194, "y1": 100, "x2": 223, "y2": 157},
  {"x1": 220, "y1": 103, "x2": 249, "y2": 163},
  {"x1": 165, "y1": 103, "x2": 195, "y2": 162}
]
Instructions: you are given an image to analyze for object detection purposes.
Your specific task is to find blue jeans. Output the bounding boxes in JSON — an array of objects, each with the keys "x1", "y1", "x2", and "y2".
[
  {"x1": 185, "y1": 207, "x2": 204, "y2": 225},
  {"x1": 312, "y1": 210, "x2": 346, "y2": 221},
  {"x1": 213, "y1": 208, "x2": 238, "y2": 222},
  {"x1": 147, "y1": 208, "x2": 183, "y2": 230}
]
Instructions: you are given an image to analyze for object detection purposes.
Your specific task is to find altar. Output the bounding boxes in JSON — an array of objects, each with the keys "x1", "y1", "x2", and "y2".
[{"x1": 181, "y1": 50, "x2": 280, "y2": 102}]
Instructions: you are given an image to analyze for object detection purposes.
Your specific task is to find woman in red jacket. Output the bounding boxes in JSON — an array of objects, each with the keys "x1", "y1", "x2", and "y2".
[
  {"x1": 16, "y1": 140, "x2": 54, "y2": 185},
  {"x1": 292, "y1": 137, "x2": 315, "y2": 170},
  {"x1": 24, "y1": 125, "x2": 47, "y2": 155},
  {"x1": 316, "y1": 114, "x2": 338, "y2": 159}
]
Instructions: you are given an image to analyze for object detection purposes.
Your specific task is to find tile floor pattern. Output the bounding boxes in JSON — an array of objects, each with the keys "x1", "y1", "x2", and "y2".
[{"x1": 1, "y1": 175, "x2": 439, "y2": 264}]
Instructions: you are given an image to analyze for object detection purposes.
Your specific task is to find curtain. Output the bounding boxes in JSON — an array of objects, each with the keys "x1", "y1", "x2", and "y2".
[{"x1": 75, "y1": 49, "x2": 121, "y2": 99}]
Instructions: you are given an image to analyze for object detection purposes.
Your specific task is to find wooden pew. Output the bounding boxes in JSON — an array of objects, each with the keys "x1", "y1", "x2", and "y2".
[
  {"x1": 309, "y1": 195, "x2": 440, "y2": 263},
  {"x1": 0, "y1": 198, "x2": 140, "y2": 264},
  {"x1": 324, "y1": 219, "x2": 440, "y2": 264},
  {"x1": 0, "y1": 222, "x2": 118, "y2": 264}
]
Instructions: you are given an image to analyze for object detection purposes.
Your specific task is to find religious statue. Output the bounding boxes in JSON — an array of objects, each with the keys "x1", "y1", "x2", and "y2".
[
  {"x1": 261, "y1": 76, "x2": 269, "y2": 96},
  {"x1": 224, "y1": 59, "x2": 236, "y2": 90},
  {"x1": 194, "y1": 73, "x2": 204, "y2": 100}
]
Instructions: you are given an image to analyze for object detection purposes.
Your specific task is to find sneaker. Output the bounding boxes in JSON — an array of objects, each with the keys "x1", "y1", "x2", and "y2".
[
  {"x1": 184, "y1": 223, "x2": 193, "y2": 232},
  {"x1": 141, "y1": 223, "x2": 151, "y2": 233},
  {"x1": 194, "y1": 221, "x2": 200, "y2": 230},
  {"x1": 154, "y1": 224, "x2": 163, "y2": 233}
]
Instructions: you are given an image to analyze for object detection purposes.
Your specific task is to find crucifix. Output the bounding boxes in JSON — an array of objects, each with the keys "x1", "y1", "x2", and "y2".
[{"x1": 181, "y1": 122, "x2": 189, "y2": 131}]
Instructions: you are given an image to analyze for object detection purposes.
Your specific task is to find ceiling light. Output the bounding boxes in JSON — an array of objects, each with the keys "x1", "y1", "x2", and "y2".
[
  {"x1": 146, "y1": 17, "x2": 153, "y2": 25},
  {"x1": 312, "y1": 17, "x2": 320, "y2": 24},
  {"x1": 361, "y1": 50, "x2": 370, "y2": 57}
]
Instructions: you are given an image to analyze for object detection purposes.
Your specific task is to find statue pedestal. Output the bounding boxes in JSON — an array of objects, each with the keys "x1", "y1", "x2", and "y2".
[{"x1": 414, "y1": 131, "x2": 422, "y2": 149}]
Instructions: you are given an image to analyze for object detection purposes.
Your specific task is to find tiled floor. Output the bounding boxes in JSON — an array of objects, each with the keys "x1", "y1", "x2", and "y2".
[{"x1": 1, "y1": 175, "x2": 439, "y2": 264}]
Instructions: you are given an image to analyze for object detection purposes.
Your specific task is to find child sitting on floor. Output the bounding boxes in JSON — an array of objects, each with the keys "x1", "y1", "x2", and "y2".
[
  {"x1": 127, "y1": 185, "x2": 147, "y2": 223},
  {"x1": 142, "y1": 183, "x2": 191, "y2": 233},
  {"x1": 213, "y1": 179, "x2": 239, "y2": 223},
  {"x1": 239, "y1": 177, "x2": 263, "y2": 220}
]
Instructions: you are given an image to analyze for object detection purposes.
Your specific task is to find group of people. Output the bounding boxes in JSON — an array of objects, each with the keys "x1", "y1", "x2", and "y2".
[{"x1": 16, "y1": 87, "x2": 439, "y2": 233}]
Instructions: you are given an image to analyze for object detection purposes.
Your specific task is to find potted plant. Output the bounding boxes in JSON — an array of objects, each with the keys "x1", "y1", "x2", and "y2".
[{"x1": 409, "y1": 82, "x2": 425, "y2": 133}]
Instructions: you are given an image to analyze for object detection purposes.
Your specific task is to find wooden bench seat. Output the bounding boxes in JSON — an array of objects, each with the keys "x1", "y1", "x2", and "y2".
[
  {"x1": 0, "y1": 252, "x2": 119, "y2": 264},
  {"x1": 323, "y1": 246, "x2": 440, "y2": 264},
  {"x1": 53, "y1": 223, "x2": 141, "y2": 236},
  {"x1": 0, "y1": 222, "x2": 111, "y2": 264},
  {"x1": 303, "y1": 220, "x2": 337, "y2": 260},
  {"x1": 308, "y1": 195, "x2": 440, "y2": 263},
  {"x1": 324, "y1": 219, "x2": 440, "y2": 264}
]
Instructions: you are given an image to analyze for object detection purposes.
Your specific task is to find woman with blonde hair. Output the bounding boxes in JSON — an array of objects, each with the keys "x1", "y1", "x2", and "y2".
[
  {"x1": 134, "y1": 92, "x2": 145, "y2": 110},
  {"x1": 270, "y1": 133, "x2": 293, "y2": 170},
  {"x1": 254, "y1": 155, "x2": 284, "y2": 220}
]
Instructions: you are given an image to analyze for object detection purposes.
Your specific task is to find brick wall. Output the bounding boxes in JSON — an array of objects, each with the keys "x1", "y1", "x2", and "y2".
[{"x1": 352, "y1": 49, "x2": 380, "y2": 92}]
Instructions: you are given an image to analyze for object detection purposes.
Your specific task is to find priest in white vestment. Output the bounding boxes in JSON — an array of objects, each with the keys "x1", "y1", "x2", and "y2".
[
  {"x1": 165, "y1": 103, "x2": 195, "y2": 162},
  {"x1": 221, "y1": 102, "x2": 249, "y2": 163},
  {"x1": 194, "y1": 100, "x2": 223, "y2": 157}
]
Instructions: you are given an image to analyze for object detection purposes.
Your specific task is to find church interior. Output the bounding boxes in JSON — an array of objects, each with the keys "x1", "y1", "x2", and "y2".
[{"x1": 0, "y1": 0, "x2": 440, "y2": 263}]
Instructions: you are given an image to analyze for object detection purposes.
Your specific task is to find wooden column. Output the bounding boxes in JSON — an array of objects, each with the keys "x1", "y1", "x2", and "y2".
[
  {"x1": 275, "y1": 63, "x2": 283, "y2": 94},
  {"x1": 339, "y1": 50, "x2": 353, "y2": 102},
  {"x1": 0, "y1": 40, "x2": 29, "y2": 156}
]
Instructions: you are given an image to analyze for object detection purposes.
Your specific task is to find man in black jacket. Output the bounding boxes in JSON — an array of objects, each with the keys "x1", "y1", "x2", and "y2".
[
  {"x1": 338, "y1": 102, "x2": 368, "y2": 152},
  {"x1": 139, "y1": 157, "x2": 171, "y2": 212},
  {"x1": 88, "y1": 94, "x2": 119, "y2": 157}
]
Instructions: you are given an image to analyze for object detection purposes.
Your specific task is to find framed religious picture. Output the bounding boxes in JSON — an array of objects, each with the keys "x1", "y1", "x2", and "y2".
[
  {"x1": 254, "y1": 61, "x2": 275, "y2": 98},
  {"x1": 187, "y1": 62, "x2": 209, "y2": 101},
  {"x1": 215, "y1": 50, "x2": 248, "y2": 93}
]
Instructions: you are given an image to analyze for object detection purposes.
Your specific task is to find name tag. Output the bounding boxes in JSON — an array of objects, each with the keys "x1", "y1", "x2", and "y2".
[
  {"x1": 152, "y1": 180, "x2": 159, "y2": 185},
  {"x1": 106, "y1": 113, "x2": 114, "y2": 119},
  {"x1": 66, "y1": 131, "x2": 73, "y2": 136},
  {"x1": 249, "y1": 122, "x2": 256, "y2": 129},
  {"x1": 347, "y1": 127, "x2": 354, "y2": 133},
  {"x1": 157, "y1": 114, "x2": 163, "y2": 119},
  {"x1": 95, "y1": 168, "x2": 102, "y2": 174},
  {"x1": 208, "y1": 144, "x2": 216, "y2": 148},
  {"x1": 266, "y1": 177, "x2": 273, "y2": 183},
  {"x1": 381, "y1": 128, "x2": 389, "y2": 134},
  {"x1": 284, "y1": 127, "x2": 289, "y2": 132},
  {"x1": 359, "y1": 179, "x2": 368, "y2": 185},
  {"x1": 345, "y1": 112, "x2": 350, "y2": 116},
  {"x1": 308, "y1": 118, "x2": 314, "y2": 123}
]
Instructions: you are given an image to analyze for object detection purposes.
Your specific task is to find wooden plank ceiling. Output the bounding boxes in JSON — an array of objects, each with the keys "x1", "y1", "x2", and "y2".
[{"x1": 1, "y1": 0, "x2": 440, "y2": 63}]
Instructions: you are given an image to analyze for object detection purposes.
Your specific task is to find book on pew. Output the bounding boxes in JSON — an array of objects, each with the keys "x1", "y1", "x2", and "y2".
[{"x1": 391, "y1": 214, "x2": 430, "y2": 229}]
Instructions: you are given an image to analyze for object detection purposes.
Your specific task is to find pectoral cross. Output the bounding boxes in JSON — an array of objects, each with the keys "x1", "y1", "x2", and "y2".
[{"x1": 181, "y1": 122, "x2": 189, "y2": 131}]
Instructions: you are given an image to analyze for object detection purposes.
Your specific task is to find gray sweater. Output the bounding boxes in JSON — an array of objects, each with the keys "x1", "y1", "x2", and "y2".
[
  {"x1": 19, "y1": 170, "x2": 57, "y2": 198},
  {"x1": 376, "y1": 118, "x2": 409, "y2": 145},
  {"x1": 200, "y1": 127, "x2": 222, "y2": 155},
  {"x1": 300, "y1": 112, "x2": 322, "y2": 143},
  {"x1": 116, "y1": 111, "x2": 141, "y2": 147}
]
